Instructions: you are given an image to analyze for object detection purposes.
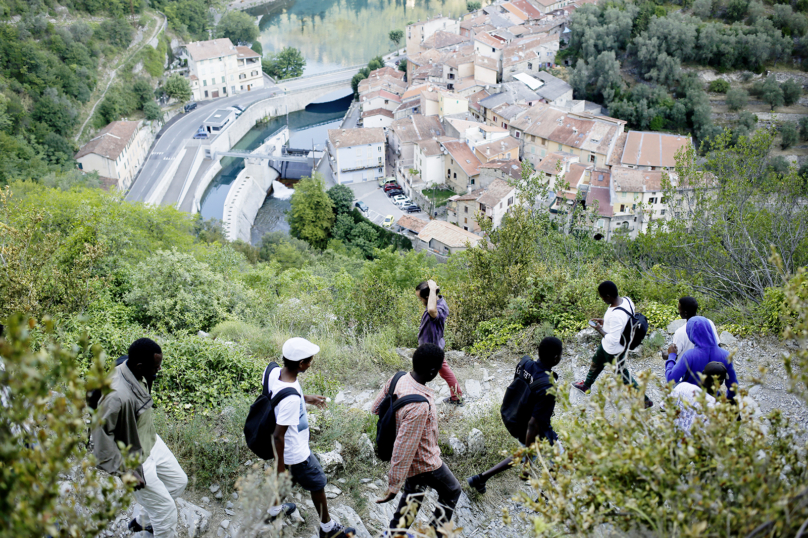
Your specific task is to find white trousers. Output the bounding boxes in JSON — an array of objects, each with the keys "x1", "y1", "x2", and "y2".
[{"x1": 134, "y1": 435, "x2": 188, "y2": 538}]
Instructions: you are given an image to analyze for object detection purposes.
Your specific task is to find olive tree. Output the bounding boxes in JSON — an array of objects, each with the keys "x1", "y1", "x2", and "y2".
[{"x1": 725, "y1": 87, "x2": 748, "y2": 111}]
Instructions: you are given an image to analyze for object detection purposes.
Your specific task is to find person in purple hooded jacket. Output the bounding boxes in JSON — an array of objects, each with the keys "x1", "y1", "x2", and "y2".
[{"x1": 665, "y1": 316, "x2": 740, "y2": 401}]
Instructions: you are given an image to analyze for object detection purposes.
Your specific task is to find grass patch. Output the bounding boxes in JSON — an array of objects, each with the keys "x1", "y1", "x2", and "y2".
[{"x1": 421, "y1": 188, "x2": 455, "y2": 208}]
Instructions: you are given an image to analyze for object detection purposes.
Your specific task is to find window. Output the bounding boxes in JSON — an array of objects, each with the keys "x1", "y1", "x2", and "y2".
[
  {"x1": 557, "y1": 143, "x2": 562, "y2": 151},
  {"x1": 492, "y1": 47, "x2": 496, "y2": 52},
  {"x1": 479, "y1": 203, "x2": 486, "y2": 212},
  {"x1": 232, "y1": 86, "x2": 236, "y2": 93},
  {"x1": 377, "y1": 146, "x2": 382, "y2": 152},
  {"x1": 649, "y1": 197, "x2": 658, "y2": 204},
  {"x1": 508, "y1": 196, "x2": 513, "y2": 206},
  {"x1": 384, "y1": 100, "x2": 389, "y2": 105},
  {"x1": 453, "y1": 172, "x2": 457, "y2": 178},
  {"x1": 541, "y1": 138, "x2": 546, "y2": 146},
  {"x1": 499, "y1": 202, "x2": 502, "y2": 208},
  {"x1": 464, "y1": 206, "x2": 468, "y2": 213},
  {"x1": 378, "y1": 168, "x2": 382, "y2": 173},
  {"x1": 620, "y1": 204, "x2": 625, "y2": 212},
  {"x1": 470, "y1": 178, "x2": 475, "y2": 185},
  {"x1": 464, "y1": 217, "x2": 468, "y2": 223},
  {"x1": 493, "y1": 116, "x2": 498, "y2": 122},
  {"x1": 230, "y1": 75, "x2": 234, "y2": 81},
  {"x1": 204, "y1": 90, "x2": 209, "y2": 97},
  {"x1": 528, "y1": 62, "x2": 533, "y2": 70},
  {"x1": 378, "y1": 157, "x2": 382, "y2": 163},
  {"x1": 515, "y1": 131, "x2": 520, "y2": 138},
  {"x1": 661, "y1": 209, "x2": 666, "y2": 216},
  {"x1": 589, "y1": 154, "x2": 595, "y2": 163},
  {"x1": 222, "y1": 77, "x2": 225, "y2": 83},
  {"x1": 464, "y1": 226, "x2": 468, "y2": 230},
  {"x1": 203, "y1": 80, "x2": 208, "y2": 86}
]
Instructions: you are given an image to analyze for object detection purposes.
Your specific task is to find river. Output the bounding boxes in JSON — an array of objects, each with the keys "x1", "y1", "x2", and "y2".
[{"x1": 249, "y1": 0, "x2": 474, "y2": 75}]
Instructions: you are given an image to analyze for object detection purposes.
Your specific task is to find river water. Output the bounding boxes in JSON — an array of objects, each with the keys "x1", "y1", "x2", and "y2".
[{"x1": 249, "y1": 0, "x2": 473, "y2": 75}]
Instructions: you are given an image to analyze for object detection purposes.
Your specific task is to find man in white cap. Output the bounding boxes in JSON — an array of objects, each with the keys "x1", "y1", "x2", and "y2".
[{"x1": 269, "y1": 337, "x2": 355, "y2": 538}]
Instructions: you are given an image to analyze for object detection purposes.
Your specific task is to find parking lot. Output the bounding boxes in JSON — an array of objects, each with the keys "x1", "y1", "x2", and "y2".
[{"x1": 346, "y1": 180, "x2": 427, "y2": 227}]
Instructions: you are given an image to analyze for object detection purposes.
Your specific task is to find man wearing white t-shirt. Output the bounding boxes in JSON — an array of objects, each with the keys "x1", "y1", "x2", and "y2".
[
  {"x1": 572, "y1": 281, "x2": 653, "y2": 408},
  {"x1": 269, "y1": 337, "x2": 355, "y2": 538},
  {"x1": 667, "y1": 296, "x2": 720, "y2": 361},
  {"x1": 669, "y1": 361, "x2": 726, "y2": 433}
]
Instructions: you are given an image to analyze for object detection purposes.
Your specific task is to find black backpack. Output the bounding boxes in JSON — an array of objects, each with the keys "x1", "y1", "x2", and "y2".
[
  {"x1": 500, "y1": 356, "x2": 553, "y2": 444},
  {"x1": 244, "y1": 362, "x2": 299, "y2": 460},
  {"x1": 375, "y1": 372, "x2": 429, "y2": 462},
  {"x1": 615, "y1": 300, "x2": 648, "y2": 351}
]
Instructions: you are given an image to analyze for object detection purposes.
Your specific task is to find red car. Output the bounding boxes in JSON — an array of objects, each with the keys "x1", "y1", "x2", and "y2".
[{"x1": 383, "y1": 183, "x2": 401, "y2": 192}]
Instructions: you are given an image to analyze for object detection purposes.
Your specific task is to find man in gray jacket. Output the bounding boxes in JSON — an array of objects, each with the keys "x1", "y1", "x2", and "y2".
[{"x1": 93, "y1": 338, "x2": 187, "y2": 538}]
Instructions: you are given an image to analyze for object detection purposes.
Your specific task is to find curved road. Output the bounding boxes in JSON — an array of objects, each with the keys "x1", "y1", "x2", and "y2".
[{"x1": 125, "y1": 67, "x2": 361, "y2": 204}]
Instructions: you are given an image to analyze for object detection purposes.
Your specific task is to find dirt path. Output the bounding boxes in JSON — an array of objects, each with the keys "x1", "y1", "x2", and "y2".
[{"x1": 74, "y1": 10, "x2": 167, "y2": 143}]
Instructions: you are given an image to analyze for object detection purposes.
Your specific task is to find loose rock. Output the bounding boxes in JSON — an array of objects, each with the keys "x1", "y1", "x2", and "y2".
[
  {"x1": 176, "y1": 498, "x2": 211, "y2": 538},
  {"x1": 449, "y1": 436, "x2": 466, "y2": 456},
  {"x1": 467, "y1": 428, "x2": 485, "y2": 455},
  {"x1": 465, "y1": 379, "x2": 482, "y2": 399}
]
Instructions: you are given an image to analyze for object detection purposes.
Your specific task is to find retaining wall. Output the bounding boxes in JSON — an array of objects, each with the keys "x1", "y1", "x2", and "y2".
[{"x1": 223, "y1": 158, "x2": 280, "y2": 242}]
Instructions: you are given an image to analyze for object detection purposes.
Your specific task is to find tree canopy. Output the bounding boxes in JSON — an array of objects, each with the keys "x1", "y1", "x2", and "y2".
[
  {"x1": 262, "y1": 47, "x2": 306, "y2": 80},
  {"x1": 216, "y1": 10, "x2": 259, "y2": 45}
]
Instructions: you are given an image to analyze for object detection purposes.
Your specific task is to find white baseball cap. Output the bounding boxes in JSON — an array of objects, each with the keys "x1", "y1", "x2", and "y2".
[{"x1": 282, "y1": 337, "x2": 320, "y2": 362}]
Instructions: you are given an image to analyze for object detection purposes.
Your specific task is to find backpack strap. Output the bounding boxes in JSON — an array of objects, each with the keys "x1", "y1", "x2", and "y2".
[
  {"x1": 262, "y1": 361, "x2": 280, "y2": 397},
  {"x1": 391, "y1": 394, "x2": 429, "y2": 412},
  {"x1": 388, "y1": 371, "x2": 408, "y2": 397},
  {"x1": 270, "y1": 387, "x2": 299, "y2": 407},
  {"x1": 514, "y1": 355, "x2": 532, "y2": 375}
]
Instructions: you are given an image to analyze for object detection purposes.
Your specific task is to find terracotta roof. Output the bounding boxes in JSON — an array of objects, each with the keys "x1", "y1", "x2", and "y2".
[
  {"x1": 566, "y1": 162, "x2": 589, "y2": 187},
  {"x1": 369, "y1": 66, "x2": 405, "y2": 80},
  {"x1": 418, "y1": 219, "x2": 483, "y2": 248},
  {"x1": 236, "y1": 46, "x2": 260, "y2": 59},
  {"x1": 611, "y1": 166, "x2": 664, "y2": 193},
  {"x1": 608, "y1": 131, "x2": 628, "y2": 168},
  {"x1": 621, "y1": 131, "x2": 692, "y2": 168},
  {"x1": 502, "y1": 2, "x2": 529, "y2": 21},
  {"x1": 75, "y1": 121, "x2": 139, "y2": 161},
  {"x1": 441, "y1": 140, "x2": 482, "y2": 177},
  {"x1": 510, "y1": 0, "x2": 543, "y2": 19},
  {"x1": 477, "y1": 178, "x2": 515, "y2": 206},
  {"x1": 448, "y1": 188, "x2": 484, "y2": 202},
  {"x1": 467, "y1": 89, "x2": 491, "y2": 111},
  {"x1": 361, "y1": 89, "x2": 402, "y2": 103},
  {"x1": 537, "y1": 151, "x2": 577, "y2": 175},
  {"x1": 423, "y1": 30, "x2": 468, "y2": 50},
  {"x1": 421, "y1": 89, "x2": 440, "y2": 102},
  {"x1": 416, "y1": 137, "x2": 450, "y2": 156},
  {"x1": 186, "y1": 38, "x2": 236, "y2": 61},
  {"x1": 362, "y1": 108, "x2": 394, "y2": 119},
  {"x1": 328, "y1": 127, "x2": 386, "y2": 148},
  {"x1": 396, "y1": 215, "x2": 429, "y2": 233},
  {"x1": 510, "y1": 105, "x2": 624, "y2": 155},
  {"x1": 389, "y1": 115, "x2": 446, "y2": 144},
  {"x1": 402, "y1": 84, "x2": 434, "y2": 100},
  {"x1": 534, "y1": 0, "x2": 560, "y2": 6},
  {"x1": 475, "y1": 32, "x2": 509, "y2": 49},
  {"x1": 586, "y1": 176, "x2": 613, "y2": 217},
  {"x1": 480, "y1": 158, "x2": 523, "y2": 180},
  {"x1": 475, "y1": 136, "x2": 520, "y2": 158},
  {"x1": 474, "y1": 55, "x2": 498, "y2": 70}
]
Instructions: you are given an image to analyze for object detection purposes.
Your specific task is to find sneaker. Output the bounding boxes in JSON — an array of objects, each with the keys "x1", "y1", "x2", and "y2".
[
  {"x1": 443, "y1": 397, "x2": 465, "y2": 406},
  {"x1": 467, "y1": 474, "x2": 487, "y2": 494},
  {"x1": 264, "y1": 502, "x2": 297, "y2": 523},
  {"x1": 319, "y1": 523, "x2": 356, "y2": 538},
  {"x1": 128, "y1": 518, "x2": 153, "y2": 534},
  {"x1": 571, "y1": 381, "x2": 590, "y2": 393}
]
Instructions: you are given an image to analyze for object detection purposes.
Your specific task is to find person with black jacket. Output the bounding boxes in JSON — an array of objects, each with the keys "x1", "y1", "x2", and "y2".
[{"x1": 466, "y1": 337, "x2": 563, "y2": 494}]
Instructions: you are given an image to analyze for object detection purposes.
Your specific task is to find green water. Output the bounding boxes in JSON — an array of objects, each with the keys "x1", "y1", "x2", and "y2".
[{"x1": 249, "y1": 0, "x2": 474, "y2": 75}]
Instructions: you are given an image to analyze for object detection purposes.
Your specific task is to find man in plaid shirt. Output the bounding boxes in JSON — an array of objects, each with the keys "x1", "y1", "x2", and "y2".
[{"x1": 372, "y1": 344, "x2": 463, "y2": 537}]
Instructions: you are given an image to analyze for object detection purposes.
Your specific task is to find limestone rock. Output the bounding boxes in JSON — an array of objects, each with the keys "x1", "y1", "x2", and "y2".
[
  {"x1": 575, "y1": 328, "x2": 599, "y2": 343},
  {"x1": 359, "y1": 433, "x2": 376, "y2": 463},
  {"x1": 318, "y1": 449, "x2": 344, "y2": 473},
  {"x1": 176, "y1": 498, "x2": 211, "y2": 538},
  {"x1": 334, "y1": 391, "x2": 346, "y2": 404},
  {"x1": 324, "y1": 484, "x2": 342, "y2": 499},
  {"x1": 220, "y1": 520, "x2": 230, "y2": 529},
  {"x1": 330, "y1": 504, "x2": 373, "y2": 538},
  {"x1": 465, "y1": 379, "x2": 482, "y2": 399},
  {"x1": 667, "y1": 318, "x2": 686, "y2": 334},
  {"x1": 209, "y1": 484, "x2": 220, "y2": 494},
  {"x1": 396, "y1": 348, "x2": 414, "y2": 361},
  {"x1": 467, "y1": 428, "x2": 485, "y2": 455},
  {"x1": 720, "y1": 331, "x2": 738, "y2": 347},
  {"x1": 197, "y1": 330, "x2": 210, "y2": 338},
  {"x1": 444, "y1": 350, "x2": 466, "y2": 363},
  {"x1": 449, "y1": 436, "x2": 466, "y2": 456}
]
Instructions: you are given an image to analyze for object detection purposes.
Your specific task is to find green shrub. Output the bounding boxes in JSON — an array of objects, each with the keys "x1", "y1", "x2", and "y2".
[
  {"x1": 640, "y1": 301, "x2": 678, "y2": 328},
  {"x1": 708, "y1": 78, "x2": 730, "y2": 93},
  {"x1": 468, "y1": 318, "x2": 524, "y2": 357}
]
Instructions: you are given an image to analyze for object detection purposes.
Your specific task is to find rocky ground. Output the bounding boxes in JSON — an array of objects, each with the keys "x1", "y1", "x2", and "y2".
[{"x1": 97, "y1": 323, "x2": 805, "y2": 538}]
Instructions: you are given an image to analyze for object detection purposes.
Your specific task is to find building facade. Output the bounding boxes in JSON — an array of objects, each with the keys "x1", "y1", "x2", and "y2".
[
  {"x1": 327, "y1": 128, "x2": 387, "y2": 184},
  {"x1": 75, "y1": 121, "x2": 149, "y2": 190},
  {"x1": 185, "y1": 39, "x2": 263, "y2": 101}
]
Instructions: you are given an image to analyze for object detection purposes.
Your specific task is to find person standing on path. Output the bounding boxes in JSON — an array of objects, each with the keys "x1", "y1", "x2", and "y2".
[
  {"x1": 571, "y1": 281, "x2": 653, "y2": 408},
  {"x1": 467, "y1": 337, "x2": 564, "y2": 494},
  {"x1": 93, "y1": 338, "x2": 188, "y2": 538},
  {"x1": 665, "y1": 296, "x2": 720, "y2": 361},
  {"x1": 372, "y1": 344, "x2": 463, "y2": 537},
  {"x1": 416, "y1": 280, "x2": 464, "y2": 406},
  {"x1": 269, "y1": 337, "x2": 355, "y2": 538}
]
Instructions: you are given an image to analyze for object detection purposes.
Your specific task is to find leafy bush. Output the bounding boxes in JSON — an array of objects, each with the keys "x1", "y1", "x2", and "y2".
[
  {"x1": 708, "y1": 78, "x2": 730, "y2": 93},
  {"x1": 124, "y1": 248, "x2": 248, "y2": 333},
  {"x1": 0, "y1": 315, "x2": 136, "y2": 537},
  {"x1": 467, "y1": 318, "x2": 524, "y2": 357},
  {"x1": 524, "y1": 372, "x2": 808, "y2": 536},
  {"x1": 640, "y1": 301, "x2": 678, "y2": 328}
]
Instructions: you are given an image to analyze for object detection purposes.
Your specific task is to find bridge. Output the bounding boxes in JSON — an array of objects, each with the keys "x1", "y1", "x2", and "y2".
[{"x1": 213, "y1": 150, "x2": 311, "y2": 162}]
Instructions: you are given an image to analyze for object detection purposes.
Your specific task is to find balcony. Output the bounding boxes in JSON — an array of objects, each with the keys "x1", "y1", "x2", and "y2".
[{"x1": 340, "y1": 163, "x2": 383, "y2": 173}]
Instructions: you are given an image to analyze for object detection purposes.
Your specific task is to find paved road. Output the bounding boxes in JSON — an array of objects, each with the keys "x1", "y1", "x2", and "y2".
[
  {"x1": 348, "y1": 181, "x2": 427, "y2": 226},
  {"x1": 125, "y1": 67, "x2": 360, "y2": 205}
]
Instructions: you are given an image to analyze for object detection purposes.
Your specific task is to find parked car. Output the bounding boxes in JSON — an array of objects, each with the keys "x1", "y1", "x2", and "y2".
[
  {"x1": 383, "y1": 215, "x2": 394, "y2": 228},
  {"x1": 227, "y1": 106, "x2": 242, "y2": 117},
  {"x1": 355, "y1": 201, "x2": 369, "y2": 213},
  {"x1": 233, "y1": 104, "x2": 246, "y2": 112},
  {"x1": 383, "y1": 183, "x2": 401, "y2": 192},
  {"x1": 395, "y1": 197, "x2": 412, "y2": 207},
  {"x1": 405, "y1": 204, "x2": 421, "y2": 213},
  {"x1": 392, "y1": 195, "x2": 407, "y2": 205},
  {"x1": 184, "y1": 102, "x2": 198, "y2": 113},
  {"x1": 386, "y1": 189, "x2": 403, "y2": 197},
  {"x1": 193, "y1": 126, "x2": 208, "y2": 139},
  {"x1": 378, "y1": 176, "x2": 397, "y2": 187}
]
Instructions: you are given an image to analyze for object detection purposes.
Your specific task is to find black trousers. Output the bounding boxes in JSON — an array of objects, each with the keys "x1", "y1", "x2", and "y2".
[{"x1": 388, "y1": 463, "x2": 462, "y2": 535}]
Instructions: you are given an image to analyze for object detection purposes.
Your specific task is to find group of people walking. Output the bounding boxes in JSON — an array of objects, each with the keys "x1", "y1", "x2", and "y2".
[{"x1": 91, "y1": 279, "x2": 739, "y2": 538}]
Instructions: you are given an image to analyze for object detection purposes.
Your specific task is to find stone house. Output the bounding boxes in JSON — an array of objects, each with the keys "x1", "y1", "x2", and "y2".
[
  {"x1": 75, "y1": 121, "x2": 150, "y2": 191},
  {"x1": 327, "y1": 128, "x2": 386, "y2": 184},
  {"x1": 415, "y1": 219, "x2": 483, "y2": 257}
]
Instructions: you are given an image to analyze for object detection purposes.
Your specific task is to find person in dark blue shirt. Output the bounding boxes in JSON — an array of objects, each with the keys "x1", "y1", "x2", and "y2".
[{"x1": 466, "y1": 337, "x2": 563, "y2": 494}]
